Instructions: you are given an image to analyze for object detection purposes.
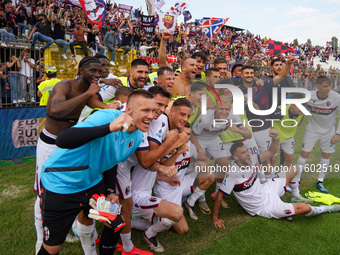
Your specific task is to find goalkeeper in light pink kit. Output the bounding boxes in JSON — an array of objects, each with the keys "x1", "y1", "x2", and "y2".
[{"x1": 294, "y1": 76, "x2": 340, "y2": 196}]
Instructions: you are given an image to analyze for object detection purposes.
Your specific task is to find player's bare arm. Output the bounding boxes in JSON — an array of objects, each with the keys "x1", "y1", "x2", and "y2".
[
  {"x1": 259, "y1": 128, "x2": 279, "y2": 163},
  {"x1": 228, "y1": 124, "x2": 252, "y2": 139},
  {"x1": 212, "y1": 190, "x2": 225, "y2": 228},
  {"x1": 273, "y1": 55, "x2": 295, "y2": 86},
  {"x1": 136, "y1": 130, "x2": 189, "y2": 168}
]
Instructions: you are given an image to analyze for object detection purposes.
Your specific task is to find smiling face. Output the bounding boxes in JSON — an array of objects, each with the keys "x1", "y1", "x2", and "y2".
[
  {"x1": 158, "y1": 71, "x2": 175, "y2": 93},
  {"x1": 215, "y1": 102, "x2": 232, "y2": 119},
  {"x1": 153, "y1": 93, "x2": 169, "y2": 119},
  {"x1": 126, "y1": 96, "x2": 155, "y2": 132},
  {"x1": 79, "y1": 62, "x2": 102, "y2": 84},
  {"x1": 170, "y1": 105, "x2": 190, "y2": 129},
  {"x1": 130, "y1": 65, "x2": 149, "y2": 88},
  {"x1": 194, "y1": 56, "x2": 205, "y2": 75},
  {"x1": 241, "y1": 68, "x2": 254, "y2": 85},
  {"x1": 98, "y1": 58, "x2": 109, "y2": 78},
  {"x1": 271, "y1": 61, "x2": 282, "y2": 76},
  {"x1": 215, "y1": 62, "x2": 227, "y2": 78}
]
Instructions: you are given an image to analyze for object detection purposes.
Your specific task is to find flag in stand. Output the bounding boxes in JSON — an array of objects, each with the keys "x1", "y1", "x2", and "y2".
[
  {"x1": 177, "y1": 25, "x2": 182, "y2": 42},
  {"x1": 326, "y1": 41, "x2": 332, "y2": 47},
  {"x1": 154, "y1": 0, "x2": 165, "y2": 12},
  {"x1": 183, "y1": 10, "x2": 192, "y2": 22},
  {"x1": 167, "y1": 55, "x2": 177, "y2": 63},
  {"x1": 166, "y1": 2, "x2": 189, "y2": 16},
  {"x1": 195, "y1": 17, "x2": 229, "y2": 38},
  {"x1": 268, "y1": 39, "x2": 294, "y2": 55},
  {"x1": 66, "y1": 0, "x2": 107, "y2": 28},
  {"x1": 145, "y1": 0, "x2": 157, "y2": 15}
]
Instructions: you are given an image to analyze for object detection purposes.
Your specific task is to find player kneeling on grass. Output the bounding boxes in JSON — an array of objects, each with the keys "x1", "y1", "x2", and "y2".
[
  {"x1": 212, "y1": 129, "x2": 340, "y2": 228},
  {"x1": 37, "y1": 90, "x2": 155, "y2": 255}
]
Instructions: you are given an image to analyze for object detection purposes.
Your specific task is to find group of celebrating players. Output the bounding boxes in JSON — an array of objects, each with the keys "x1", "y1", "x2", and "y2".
[{"x1": 33, "y1": 31, "x2": 340, "y2": 255}]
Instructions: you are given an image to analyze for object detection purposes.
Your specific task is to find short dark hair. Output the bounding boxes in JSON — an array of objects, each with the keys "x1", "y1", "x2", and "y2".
[
  {"x1": 191, "y1": 52, "x2": 208, "y2": 63},
  {"x1": 126, "y1": 90, "x2": 154, "y2": 105},
  {"x1": 231, "y1": 63, "x2": 243, "y2": 75},
  {"x1": 148, "y1": 86, "x2": 172, "y2": 99},
  {"x1": 214, "y1": 57, "x2": 227, "y2": 65},
  {"x1": 172, "y1": 98, "x2": 190, "y2": 108},
  {"x1": 47, "y1": 73, "x2": 57, "y2": 79},
  {"x1": 230, "y1": 141, "x2": 245, "y2": 156},
  {"x1": 270, "y1": 58, "x2": 282, "y2": 66},
  {"x1": 315, "y1": 75, "x2": 331, "y2": 86},
  {"x1": 291, "y1": 93, "x2": 307, "y2": 99},
  {"x1": 131, "y1": 59, "x2": 149, "y2": 69},
  {"x1": 115, "y1": 86, "x2": 134, "y2": 99},
  {"x1": 94, "y1": 54, "x2": 108, "y2": 61},
  {"x1": 241, "y1": 65, "x2": 254, "y2": 72},
  {"x1": 79, "y1": 56, "x2": 101, "y2": 69},
  {"x1": 205, "y1": 67, "x2": 220, "y2": 77},
  {"x1": 191, "y1": 81, "x2": 206, "y2": 93},
  {"x1": 157, "y1": 66, "x2": 173, "y2": 77}
]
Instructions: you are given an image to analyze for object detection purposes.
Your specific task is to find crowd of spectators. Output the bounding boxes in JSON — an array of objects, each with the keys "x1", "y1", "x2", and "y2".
[{"x1": 1, "y1": 0, "x2": 340, "y2": 107}]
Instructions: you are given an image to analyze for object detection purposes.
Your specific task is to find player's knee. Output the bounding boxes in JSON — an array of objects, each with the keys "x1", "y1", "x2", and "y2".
[
  {"x1": 121, "y1": 197, "x2": 133, "y2": 211},
  {"x1": 300, "y1": 151, "x2": 309, "y2": 158},
  {"x1": 284, "y1": 154, "x2": 293, "y2": 164},
  {"x1": 176, "y1": 224, "x2": 189, "y2": 235},
  {"x1": 172, "y1": 205, "x2": 183, "y2": 222},
  {"x1": 38, "y1": 244, "x2": 60, "y2": 255}
]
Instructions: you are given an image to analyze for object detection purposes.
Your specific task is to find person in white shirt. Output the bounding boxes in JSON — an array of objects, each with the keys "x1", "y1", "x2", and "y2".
[{"x1": 19, "y1": 47, "x2": 35, "y2": 102}]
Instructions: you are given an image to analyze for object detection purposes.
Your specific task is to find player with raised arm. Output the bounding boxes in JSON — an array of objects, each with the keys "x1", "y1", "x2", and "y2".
[{"x1": 212, "y1": 129, "x2": 340, "y2": 229}]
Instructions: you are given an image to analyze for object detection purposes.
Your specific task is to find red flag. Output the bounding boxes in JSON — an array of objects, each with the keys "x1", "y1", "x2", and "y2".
[{"x1": 268, "y1": 39, "x2": 294, "y2": 55}]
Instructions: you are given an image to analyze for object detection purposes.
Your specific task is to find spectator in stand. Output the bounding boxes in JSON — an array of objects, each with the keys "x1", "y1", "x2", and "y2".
[
  {"x1": 87, "y1": 23, "x2": 105, "y2": 56},
  {"x1": 0, "y1": 7, "x2": 15, "y2": 46},
  {"x1": 52, "y1": 16, "x2": 70, "y2": 60},
  {"x1": 19, "y1": 47, "x2": 35, "y2": 102},
  {"x1": 68, "y1": 20, "x2": 90, "y2": 57},
  {"x1": 27, "y1": 4, "x2": 54, "y2": 54},
  {"x1": 6, "y1": 55, "x2": 21, "y2": 103},
  {"x1": 118, "y1": 18, "x2": 133, "y2": 60},
  {"x1": 14, "y1": 6, "x2": 27, "y2": 38},
  {"x1": 26, "y1": 11, "x2": 36, "y2": 35},
  {"x1": 103, "y1": 26, "x2": 118, "y2": 65}
]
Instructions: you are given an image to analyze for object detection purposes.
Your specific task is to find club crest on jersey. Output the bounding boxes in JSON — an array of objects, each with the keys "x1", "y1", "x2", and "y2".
[
  {"x1": 115, "y1": 134, "x2": 118, "y2": 141},
  {"x1": 327, "y1": 101, "x2": 331, "y2": 107},
  {"x1": 125, "y1": 186, "x2": 130, "y2": 195},
  {"x1": 128, "y1": 140, "x2": 133, "y2": 149},
  {"x1": 44, "y1": 227, "x2": 50, "y2": 241},
  {"x1": 162, "y1": 122, "x2": 165, "y2": 127},
  {"x1": 149, "y1": 197, "x2": 157, "y2": 202},
  {"x1": 284, "y1": 209, "x2": 292, "y2": 215}
]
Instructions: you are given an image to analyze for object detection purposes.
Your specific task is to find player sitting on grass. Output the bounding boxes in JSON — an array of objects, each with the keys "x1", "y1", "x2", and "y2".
[{"x1": 212, "y1": 129, "x2": 340, "y2": 228}]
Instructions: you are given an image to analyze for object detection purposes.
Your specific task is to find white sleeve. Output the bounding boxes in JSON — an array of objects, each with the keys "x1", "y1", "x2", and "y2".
[
  {"x1": 97, "y1": 85, "x2": 117, "y2": 102},
  {"x1": 219, "y1": 173, "x2": 236, "y2": 196}
]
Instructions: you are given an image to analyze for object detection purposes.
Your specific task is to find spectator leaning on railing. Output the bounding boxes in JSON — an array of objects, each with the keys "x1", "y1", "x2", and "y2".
[{"x1": 19, "y1": 47, "x2": 35, "y2": 102}]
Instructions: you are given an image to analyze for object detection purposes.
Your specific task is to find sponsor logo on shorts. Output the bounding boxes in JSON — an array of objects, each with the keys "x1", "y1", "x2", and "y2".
[
  {"x1": 149, "y1": 197, "x2": 157, "y2": 202},
  {"x1": 284, "y1": 209, "x2": 292, "y2": 215},
  {"x1": 125, "y1": 186, "x2": 130, "y2": 195},
  {"x1": 128, "y1": 140, "x2": 133, "y2": 149},
  {"x1": 44, "y1": 226, "x2": 50, "y2": 241}
]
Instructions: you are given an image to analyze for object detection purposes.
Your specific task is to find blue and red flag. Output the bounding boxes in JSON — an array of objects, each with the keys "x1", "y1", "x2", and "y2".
[
  {"x1": 65, "y1": 0, "x2": 106, "y2": 28},
  {"x1": 195, "y1": 17, "x2": 229, "y2": 38},
  {"x1": 183, "y1": 10, "x2": 192, "y2": 23},
  {"x1": 268, "y1": 39, "x2": 294, "y2": 55}
]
